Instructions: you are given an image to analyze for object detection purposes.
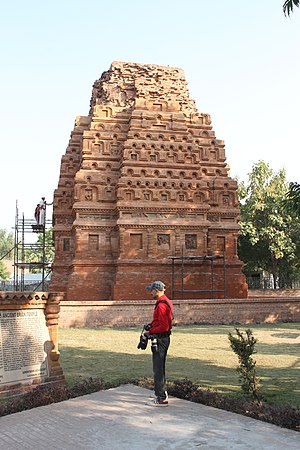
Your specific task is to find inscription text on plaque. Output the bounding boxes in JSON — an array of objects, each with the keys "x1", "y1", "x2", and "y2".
[{"x1": 0, "y1": 309, "x2": 50, "y2": 386}]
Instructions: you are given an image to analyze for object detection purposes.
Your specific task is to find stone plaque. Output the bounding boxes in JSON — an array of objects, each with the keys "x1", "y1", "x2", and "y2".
[{"x1": 0, "y1": 309, "x2": 50, "y2": 386}]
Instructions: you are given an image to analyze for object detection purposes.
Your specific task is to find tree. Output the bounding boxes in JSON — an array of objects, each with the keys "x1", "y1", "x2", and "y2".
[
  {"x1": 0, "y1": 229, "x2": 14, "y2": 281},
  {"x1": 283, "y1": 0, "x2": 299, "y2": 16},
  {"x1": 25, "y1": 228, "x2": 54, "y2": 273},
  {"x1": 0, "y1": 264, "x2": 9, "y2": 281},
  {"x1": 0, "y1": 229, "x2": 14, "y2": 258},
  {"x1": 282, "y1": 182, "x2": 300, "y2": 216},
  {"x1": 238, "y1": 161, "x2": 300, "y2": 288}
]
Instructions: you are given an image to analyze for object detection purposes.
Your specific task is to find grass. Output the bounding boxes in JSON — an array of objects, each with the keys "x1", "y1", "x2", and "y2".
[{"x1": 59, "y1": 323, "x2": 300, "y2": 408}]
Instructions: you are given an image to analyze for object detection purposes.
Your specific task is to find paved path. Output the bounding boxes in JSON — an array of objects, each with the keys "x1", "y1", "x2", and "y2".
[{"x1": 0, "y1": 385, "x2": 299, "y2": 449}]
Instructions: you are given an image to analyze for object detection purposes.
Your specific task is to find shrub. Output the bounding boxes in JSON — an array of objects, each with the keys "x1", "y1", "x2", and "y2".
[
  {"x1": 228, "y1": 328, "x2": 261, "y2": 402},
  {"x1": 69, "y1": 378, "x2": 108, "y2": 398},
  {"x1": 0, "y1": 378, "x2": 108, "y2": 418}
]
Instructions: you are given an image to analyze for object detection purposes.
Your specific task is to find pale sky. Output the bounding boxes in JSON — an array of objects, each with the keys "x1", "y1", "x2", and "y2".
[{"x1": 1, "y1": 0, "x2": 299, "y2": 234}]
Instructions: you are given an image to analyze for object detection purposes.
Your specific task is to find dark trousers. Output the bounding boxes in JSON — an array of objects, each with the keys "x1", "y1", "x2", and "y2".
[{"x1": 152, "y1": 336, "x2": 170, "y2": 401}]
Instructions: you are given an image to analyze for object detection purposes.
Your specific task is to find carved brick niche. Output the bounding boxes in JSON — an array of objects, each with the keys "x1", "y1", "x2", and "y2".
[{"x1": 50, "y1": 61, "x2": 248, "y2": 301}]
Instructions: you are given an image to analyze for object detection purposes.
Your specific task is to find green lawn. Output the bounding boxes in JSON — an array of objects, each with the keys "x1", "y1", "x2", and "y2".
[{"x1": 59, "y1": 323, "x2": 300, "y2": 407}]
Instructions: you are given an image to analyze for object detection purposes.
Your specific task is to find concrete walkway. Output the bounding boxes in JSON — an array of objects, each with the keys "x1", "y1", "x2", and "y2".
[{"x1": 0, "y1": 385, "x2": 299, "y2": 450}]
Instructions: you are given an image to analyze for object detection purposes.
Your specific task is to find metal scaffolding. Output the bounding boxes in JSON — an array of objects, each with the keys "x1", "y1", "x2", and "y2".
[
  {"x1": 13, "y1": 202, "x2": 52, "y2": 292},
  {"x1": 170, "y1": 254, "x2": 226, "y2": 300}
]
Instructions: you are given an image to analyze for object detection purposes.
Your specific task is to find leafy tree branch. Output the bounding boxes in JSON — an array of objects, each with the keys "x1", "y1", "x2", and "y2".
[{"x1": 283, "y1": 0, "x2": 299, "y2": 16}]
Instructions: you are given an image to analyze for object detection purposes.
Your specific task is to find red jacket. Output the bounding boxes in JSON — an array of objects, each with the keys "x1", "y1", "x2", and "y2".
[{"x1": 149, "y1": 294, "x2": 174, "y2": 335}]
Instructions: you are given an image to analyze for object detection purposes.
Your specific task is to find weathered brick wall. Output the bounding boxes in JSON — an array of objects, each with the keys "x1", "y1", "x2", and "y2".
[
  {"x1": 51, "y1": 61, "x2": 248, "y2": 302},
  {"x1": 249, "y1": 289, "x2": 300, "y2": 298},
  {"x1": 58, "y1": 297, "x2": 300, "y2": 328}
]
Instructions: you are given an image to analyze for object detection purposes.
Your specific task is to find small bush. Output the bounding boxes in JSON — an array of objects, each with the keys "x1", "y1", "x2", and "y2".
[
  {"x1": 69, "y1": 378, "x2": 108, "y2": 398},
  {"x1": 0, "y1": 378, "x2": 108, "y2": 418},
  {"x1": 228, "y1": 328, "x2": 261, "y2": 402}
]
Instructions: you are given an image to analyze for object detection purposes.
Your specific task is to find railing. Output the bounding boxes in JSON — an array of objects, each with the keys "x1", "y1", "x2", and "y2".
[
  {"x1": 0, "y1": 280, "x2": 51, "y2": 292},
  {"x1": 246, "y1": 276, "x2": 300, "y2": 290},
  {"x1": 170, "y1": 254, "x2": 226, "y2": 300}
]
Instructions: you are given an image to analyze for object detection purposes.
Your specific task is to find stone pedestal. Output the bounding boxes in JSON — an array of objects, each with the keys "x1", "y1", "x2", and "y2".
[{"x1": 0, "y1": 292, "x2": 65, "y2": 397}]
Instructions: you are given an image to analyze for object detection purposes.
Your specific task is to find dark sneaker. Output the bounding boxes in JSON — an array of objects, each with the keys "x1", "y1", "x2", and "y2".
[{"x1": 146, "y1": 398, "x2": 169, "y2": 407}]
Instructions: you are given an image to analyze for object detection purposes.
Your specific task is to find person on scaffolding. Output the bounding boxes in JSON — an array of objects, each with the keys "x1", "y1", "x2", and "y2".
[
  {"x1": 34, "y1": 203, "x2": 40, "y2": 224},
  {"x1": 38, "y1": 197, "x2": 46, "y2": 225}
]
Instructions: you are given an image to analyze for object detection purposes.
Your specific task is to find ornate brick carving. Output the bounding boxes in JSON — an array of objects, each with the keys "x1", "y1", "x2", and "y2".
[
  {"x1": 157, "y1": 234, "x2": 170, "y2": 247},
  {"x1": 50, "y1": 62, "x2": 247, "y2": 300},
  {"x1": 185, "y1": 234, "x2": 197, "y2": 250}
]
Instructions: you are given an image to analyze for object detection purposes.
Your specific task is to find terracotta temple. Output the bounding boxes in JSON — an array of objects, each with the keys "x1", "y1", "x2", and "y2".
[{"x1": 50, "y1": 61, "x2": 248, "y2": 301}]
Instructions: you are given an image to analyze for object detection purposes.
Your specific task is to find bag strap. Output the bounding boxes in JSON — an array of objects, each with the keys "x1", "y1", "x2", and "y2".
[{"x1": 155, "y1": 299, "x2": 174, "y2": 320}]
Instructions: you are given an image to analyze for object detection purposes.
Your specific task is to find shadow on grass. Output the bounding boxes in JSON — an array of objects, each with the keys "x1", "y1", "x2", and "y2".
[
  {"x1": 257, "y1": 342, "x2": 300, "y2": 356},
  {"x1": 59, "y1": 344, "x2": 300, "y2": 408}
]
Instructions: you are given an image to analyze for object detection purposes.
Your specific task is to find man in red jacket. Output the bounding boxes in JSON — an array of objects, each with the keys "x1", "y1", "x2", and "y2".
[{"x1": 144, "y1": 280, "x2": 174, "y2": 407}]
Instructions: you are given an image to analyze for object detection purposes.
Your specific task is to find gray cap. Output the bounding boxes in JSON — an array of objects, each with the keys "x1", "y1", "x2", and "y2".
[{"x1": 146, "y1": 280, "x2": 166, "y2": 291}]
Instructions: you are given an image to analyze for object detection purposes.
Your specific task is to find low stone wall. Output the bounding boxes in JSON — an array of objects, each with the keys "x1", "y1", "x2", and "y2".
[
  {"x1": 59, "y1": 297, "x2": 300, "y2": 327},
  {"x1": 0, "y1": 292, "x2": 65, "y2": 397},
  {"x1": 249, "y1": 289, "x2": 300, "y2": 298}
]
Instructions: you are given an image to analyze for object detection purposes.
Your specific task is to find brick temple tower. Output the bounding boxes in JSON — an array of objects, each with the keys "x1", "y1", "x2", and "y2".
[{"x1": 50, "y1": 61, "x2": 248, "y2": 301}]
